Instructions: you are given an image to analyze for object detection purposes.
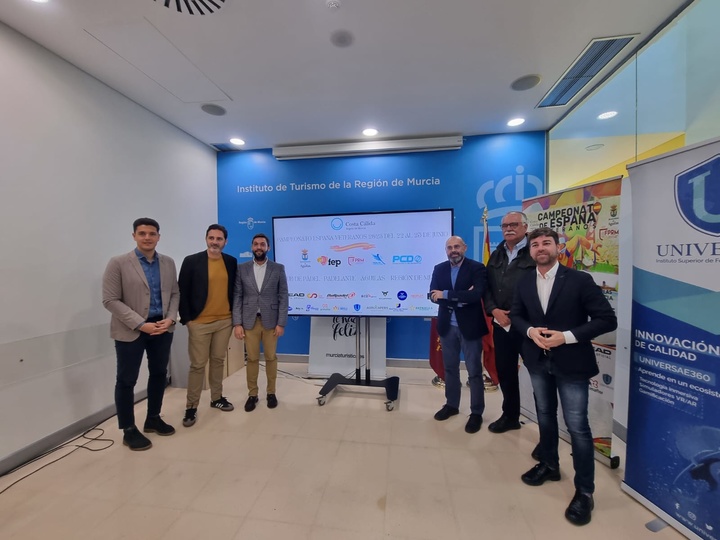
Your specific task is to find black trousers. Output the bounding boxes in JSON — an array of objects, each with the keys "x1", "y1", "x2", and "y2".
[
  {"x1": 492, "y1": 322, "x2": 523, "y2": 421},
  {"x1": 114, "y1": 331, "x2": 173, "y2": 429}
]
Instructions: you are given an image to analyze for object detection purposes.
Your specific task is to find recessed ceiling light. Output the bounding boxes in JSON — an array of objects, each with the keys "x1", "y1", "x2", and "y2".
[
  {"x1": 597, "y1": 111, "x2": 618, "y2": 120},
  {"x1": 586, "y1": 144, "x2": 605, "y2": 151},
  {"x1": 30, "y1": 0, "x2": 50, "y2": 3},
  {"x1": 507, "y1": 118, "x2": 525, "y2": 127},
  {"x1": 362, "y1": 128, "x2": 378, "y2": 137},
  {"x1": 229, "y1": 138, "x2": 245, "y2": 146}
]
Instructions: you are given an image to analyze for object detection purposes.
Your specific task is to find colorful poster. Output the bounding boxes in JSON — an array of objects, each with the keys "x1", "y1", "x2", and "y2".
[
  {"x1": 520, "y1": 177, "x2": 622, "y2": 465},
  {"x1": 623, "y1": 138, "x2": 720, "y2": 540}
]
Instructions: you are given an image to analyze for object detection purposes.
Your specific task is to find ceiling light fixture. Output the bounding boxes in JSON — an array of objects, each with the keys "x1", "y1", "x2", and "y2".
[
  {"x1": 507, "y1": 118, "x2": 525, "y2": 127},
  {"x1": 586, "y1": 144, "x2": 605, "y2": 151},
  {"x1": 273, "y1": 135, "x2": 463, "y2": 160},
  {"x1": 363, "y1": 128, "x2": 378, "y2": 137},
  {"x1": 229, "y1": 138, "x2": 245, "y2": 146},
  {"x1": 597, "y1": 111, "x2": 618, "y2": 120},
  {"x1": 30, "y1": 0, "x2": 50, "y2": 3},
  {"x1": 510, "y1": 75, "x2": 542, "y2": 91}
]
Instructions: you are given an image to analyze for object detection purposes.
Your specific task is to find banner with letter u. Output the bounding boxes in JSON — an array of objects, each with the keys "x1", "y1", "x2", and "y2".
[{"x1": 623, "y1": 137, "x2": 720, "y2": 540}]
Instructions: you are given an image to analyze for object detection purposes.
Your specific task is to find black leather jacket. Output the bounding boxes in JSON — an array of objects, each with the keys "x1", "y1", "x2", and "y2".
[{"x1": 483, "y1": 238, "x2": 535, "y2": 316}]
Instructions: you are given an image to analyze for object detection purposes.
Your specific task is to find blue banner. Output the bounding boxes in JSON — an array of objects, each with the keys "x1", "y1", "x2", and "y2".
[
  {"x1": 625, "y1": 140, "x2": 720, "y2": 540},
  {"x1": 217, "y1": 133, "x2": 546, "y2": 356}
]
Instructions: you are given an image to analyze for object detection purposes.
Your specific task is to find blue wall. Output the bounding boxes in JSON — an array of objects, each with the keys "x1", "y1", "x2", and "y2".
[{"x1": 218, "y1": 132, "x2": 546, "y2": 358}]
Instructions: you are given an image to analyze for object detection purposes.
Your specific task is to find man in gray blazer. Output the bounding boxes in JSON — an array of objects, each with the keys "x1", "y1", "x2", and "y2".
[
  {"x1": 102, "y1": 218, "x2": 180, "y2": 451},
  {"x1": 232, "y1": 233, "x2": 289, "y2": 412}
]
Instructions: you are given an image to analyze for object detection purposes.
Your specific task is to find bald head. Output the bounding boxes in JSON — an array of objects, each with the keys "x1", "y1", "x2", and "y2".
[{"x1": 445, "y1": 236, "x2": 467, "y2": 265}]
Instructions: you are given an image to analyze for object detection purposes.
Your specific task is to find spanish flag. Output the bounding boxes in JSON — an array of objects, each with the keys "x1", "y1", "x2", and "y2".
[{"x1": 481, "y1": 207, "x2": 498, "y2": 385}]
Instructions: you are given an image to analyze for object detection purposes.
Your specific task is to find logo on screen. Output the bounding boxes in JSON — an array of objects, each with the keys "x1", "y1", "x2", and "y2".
[
  {"x1": 301, "y1": 249, "x2": 309, "y2": 261},
  {"x1": 289, "y1": 292, "x2": 305, "y2": 297},
  {"x1": 317, "y1": 256, "x2": 341, "y2": 267},
  {"x1": 381, "y1": 291, "x2": 389, "y2": 297},
  {"x1": 675, "y1": 154, "x2": 720, "y2": 236},
  {"x1": 372, "y1": 254, "x2": 386, "y2": 265},
  {"x1": 353, "y1": 304, "x2": 361, "y2": 311},
  {"x1": 348, "y1": 256, "x2": 365, "y2": 265},
  {"x1": 397, "y1": 291, "x2": 408, "y2": 301},
  {"x1": 331, "y1": 218, "x2": 344, "y2": 230},
  {"x1": 392, "y1": 255, "x2": 422, "y2": 264}
]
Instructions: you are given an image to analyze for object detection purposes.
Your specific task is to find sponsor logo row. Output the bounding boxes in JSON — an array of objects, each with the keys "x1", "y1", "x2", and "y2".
[{"x1": 289, "y1": 290, "x2": 427, "y2": 300}]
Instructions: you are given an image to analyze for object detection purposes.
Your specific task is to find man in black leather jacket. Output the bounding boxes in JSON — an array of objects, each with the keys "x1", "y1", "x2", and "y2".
[{"x1": 483, "y1": 211, "x2": 535, "y2": 434}]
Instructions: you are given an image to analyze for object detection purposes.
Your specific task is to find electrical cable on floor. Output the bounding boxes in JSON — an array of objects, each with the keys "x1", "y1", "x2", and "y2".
[{"x1": 0, "y1": 426, "x2": 114, "y2": 495}]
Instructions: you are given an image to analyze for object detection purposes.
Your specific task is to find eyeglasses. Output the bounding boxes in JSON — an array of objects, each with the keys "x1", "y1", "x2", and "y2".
[{"x1": 500, "y1": 222, "x2": 523, "y2": 230}]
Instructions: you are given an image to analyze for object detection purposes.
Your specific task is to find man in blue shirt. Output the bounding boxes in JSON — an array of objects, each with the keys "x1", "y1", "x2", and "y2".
[{"x1": 102, "y1": 218, "x2": 180, "y2": 451}]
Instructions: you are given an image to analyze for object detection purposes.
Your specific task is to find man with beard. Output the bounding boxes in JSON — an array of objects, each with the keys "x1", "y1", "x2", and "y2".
[
  {"x1": 483, "y1": 211, "x2": 535, "y2": 434},
  {"x1": 178, "y1": 224, "x2": 237, "y2": 427},
  {"x1": 232, "y1": 233, "x2": 289, "y2": 412},
  {"x1": 429, "y1": 236, "x2": 488, "y2": 434},
  {"x1": 511, "y1": 227, "x2": 616, "y2": 526}
]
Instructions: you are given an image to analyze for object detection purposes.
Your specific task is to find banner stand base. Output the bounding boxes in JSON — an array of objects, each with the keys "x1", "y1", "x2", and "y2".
[{"x1": 621, "y1": 482, "x2": 700, "y2": 539}]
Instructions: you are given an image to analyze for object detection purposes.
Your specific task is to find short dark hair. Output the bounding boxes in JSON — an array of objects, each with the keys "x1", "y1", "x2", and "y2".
[
  {"x1": 206, "y1": 224, "x2": 228, "y2": 240},
  {"x1": 528, "y1": 227, "x2": 559, "y2": 244},
  {"x1": 252, "y1": 233, "x2": 270, "y2": 245},
  {"x1": 133, "y1": 217, "x2": 160, "y2": 233}
]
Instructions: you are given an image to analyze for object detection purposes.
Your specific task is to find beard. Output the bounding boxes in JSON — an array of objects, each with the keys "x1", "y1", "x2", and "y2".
[{"x1": 254, "y1": 251, "x2": 267, "y2": 262}]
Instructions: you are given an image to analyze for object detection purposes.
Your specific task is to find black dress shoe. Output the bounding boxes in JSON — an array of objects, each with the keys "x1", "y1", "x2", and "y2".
[
  {"x1": 267, "y1": 394, "x2": 278, "y2": 409},
  {"x1": 433, "y1": 405, "x2": 459, "y2": 421},
  {"x1": 465, "y1": 414, "x2": 483, "y2": 434},
  {"x1": 565, "y1": 491, "x2": 594, "y2": 526},
  {"x1": 244, "y1": 396, "x2": 259, "y2": 412},
  {"x1": 521, "y1": 463, "x2": 561, "y2": 486},
  {"x1": 531, "y1": 443, "x2": 541, "y2": 461},
  {"x1": 487, "y1": 416, "x2": 521, "y2": 434}
]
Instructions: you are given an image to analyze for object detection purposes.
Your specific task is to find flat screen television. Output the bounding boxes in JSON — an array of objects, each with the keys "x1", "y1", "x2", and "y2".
[{"x1": 272, "y1": 209, "x2": 453, "y2": 317}]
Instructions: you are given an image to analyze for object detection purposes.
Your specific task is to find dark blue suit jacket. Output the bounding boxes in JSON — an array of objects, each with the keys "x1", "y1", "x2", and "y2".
[
  {"x1": 429, "y1": 257, "x2": 488, "y2": 340},
  {"x1": 510, "y1": 264, "x2": 617, "y2": 379}
]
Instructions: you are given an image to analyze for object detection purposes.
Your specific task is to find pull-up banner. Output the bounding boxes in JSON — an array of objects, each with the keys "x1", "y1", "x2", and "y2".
[{"x1": 623, "y1": 138, "x2": 720, "y2": 540}]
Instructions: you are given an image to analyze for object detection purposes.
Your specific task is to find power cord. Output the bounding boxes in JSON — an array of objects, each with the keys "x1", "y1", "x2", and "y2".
[{"x1": 0, "y1": 425, "x2": 114, "y2": 495}]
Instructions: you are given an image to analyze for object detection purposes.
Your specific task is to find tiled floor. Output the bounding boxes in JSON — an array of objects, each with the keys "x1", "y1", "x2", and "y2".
[{"x1": 0, "y1": 365, "x2": 682, "y2": 540}]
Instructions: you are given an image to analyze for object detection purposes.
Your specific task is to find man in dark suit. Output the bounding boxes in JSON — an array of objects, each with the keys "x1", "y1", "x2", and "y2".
[
  {"x1": 232, "y1": 233, "x2": 289, "y2": 412},
  {"x1": 102, "y1": 217, "x2": 179, "y2": 451},
  {"x1": 429, "y1": 235, "x2": 488, "y2": 434},
  {"x1": 511, "y1": 227, "x2": 617, "y2": 526},
  {"x1": 178, "y1": 224, "x2": 237, "y2": 428}
]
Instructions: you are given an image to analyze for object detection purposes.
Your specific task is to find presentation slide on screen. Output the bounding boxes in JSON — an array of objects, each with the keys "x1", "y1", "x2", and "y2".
[{"x1": 273, "y1": 210, "x2": 453, "y2": 317}]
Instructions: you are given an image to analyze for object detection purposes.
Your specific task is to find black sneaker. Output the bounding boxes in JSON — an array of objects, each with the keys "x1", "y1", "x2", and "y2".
[
  {"x1": 433, "y1": 405, "x2": 459, "y2": 421},
  {"x1": 465, "y1": 414, "x2": 483, "y2": 434},
  {"x1": 210, "y1": 397, "x2": 234, "y2": 412},
  {"x1": 183, "y1": 408, "x2": 197, "y2": 427},
  {"x1": 244, "y1": 396, "x2": 259, "y2": 412},
  {"x1": 123, "y1": 426, "x2": 152, "y2": 451},
  {"x1": 143, "y1": 415, "x2": 176, "y2": 436}
]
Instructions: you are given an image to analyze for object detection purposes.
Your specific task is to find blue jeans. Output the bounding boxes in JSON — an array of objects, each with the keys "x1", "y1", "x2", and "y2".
[
  {"x1": 439, "y1": 325, "x2": 485, "y2": 415},
  {"x1": 114, "y1": 331, "x2": 173, "y2": 429},
  {"x1": 529, "y1": 362, "x2": 594, "y2": 494}
]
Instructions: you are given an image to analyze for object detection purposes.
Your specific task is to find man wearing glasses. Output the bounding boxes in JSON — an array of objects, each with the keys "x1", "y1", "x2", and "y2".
[{"x1": 483, "y1": 211, "x2": 535, "y2": 434}]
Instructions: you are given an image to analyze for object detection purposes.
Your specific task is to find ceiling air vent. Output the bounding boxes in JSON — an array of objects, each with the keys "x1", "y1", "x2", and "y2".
[
  {"x1": 537, "y1": 36, "x2": 634, "y2": 108},
  {"x1": 153, "y1": 0, "x2": 226, "y2": 15}
]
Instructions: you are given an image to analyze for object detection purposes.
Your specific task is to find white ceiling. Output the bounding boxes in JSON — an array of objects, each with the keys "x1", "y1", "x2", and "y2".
[{"x1": 0, "y1": 0, "x2": 692, "y2": 150}]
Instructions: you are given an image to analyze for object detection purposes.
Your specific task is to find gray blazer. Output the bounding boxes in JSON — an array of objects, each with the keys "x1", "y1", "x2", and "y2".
[
  {"x1": 232, "y1": 260, "x2": 288, "y2": 330},
  {"x1": 102, "y1": 250, "x2": 180, "y2": 342}
]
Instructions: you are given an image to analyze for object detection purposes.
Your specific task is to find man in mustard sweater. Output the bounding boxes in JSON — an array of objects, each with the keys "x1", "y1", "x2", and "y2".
[{"x1": 178, "y1": 224, "x2": 238, "y2": 427}]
